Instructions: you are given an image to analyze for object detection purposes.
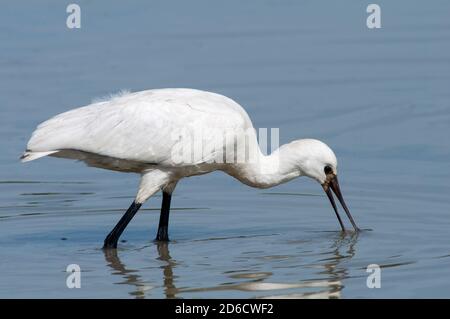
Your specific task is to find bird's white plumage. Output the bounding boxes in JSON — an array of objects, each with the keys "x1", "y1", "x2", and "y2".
[{"x1": 26, "y1": 88, "x2": 253, "y2": 167}]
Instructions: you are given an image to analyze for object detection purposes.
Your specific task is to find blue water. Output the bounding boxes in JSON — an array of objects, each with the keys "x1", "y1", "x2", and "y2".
[{"x1": 1, "y1": 0, "x2": 450, "y2": 298}]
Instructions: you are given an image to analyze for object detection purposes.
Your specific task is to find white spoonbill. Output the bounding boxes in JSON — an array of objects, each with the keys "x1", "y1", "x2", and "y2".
[{"x1": 21, "y1": 88, "x2": 359, "y2": 248}]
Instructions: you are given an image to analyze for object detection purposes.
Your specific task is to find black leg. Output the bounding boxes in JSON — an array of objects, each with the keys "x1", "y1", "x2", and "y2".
[
  {"x1": 155, "y1": 192, "x2": 172, "y2": 241},
  {"x1": 103, "y1": 201, "x2": 142, "y2": 249}
]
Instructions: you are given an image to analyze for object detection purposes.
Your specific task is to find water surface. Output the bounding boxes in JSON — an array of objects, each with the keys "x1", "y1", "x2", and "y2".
[{"x1": 1, "y1": 0, "x2": 450, "y2": 298}]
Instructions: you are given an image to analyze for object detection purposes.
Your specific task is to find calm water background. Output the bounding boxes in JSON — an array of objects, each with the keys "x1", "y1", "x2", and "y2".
[{"x1": 1, "y1": 0, "x2": 450, "y2": 298}]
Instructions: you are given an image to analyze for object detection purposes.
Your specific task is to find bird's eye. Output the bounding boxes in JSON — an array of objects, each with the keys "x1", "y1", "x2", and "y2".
[{"x1": 324, "y1": 166, "x2": 332, "y2": 174}]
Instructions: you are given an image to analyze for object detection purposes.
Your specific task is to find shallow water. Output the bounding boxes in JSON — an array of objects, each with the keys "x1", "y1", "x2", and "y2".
[{"x1": 1, "y1": 0, "x2": 450, "y2": 298}]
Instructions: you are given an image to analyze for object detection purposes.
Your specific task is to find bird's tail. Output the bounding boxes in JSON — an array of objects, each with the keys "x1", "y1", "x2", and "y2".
[{"x1": 20, "y1": 150, "x2": 58, "y2": 163}]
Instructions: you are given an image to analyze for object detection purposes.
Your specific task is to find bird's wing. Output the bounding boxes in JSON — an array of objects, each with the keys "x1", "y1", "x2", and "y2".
[{"x1": 26, "y1": 89, "x2": 254, "y2": 166}]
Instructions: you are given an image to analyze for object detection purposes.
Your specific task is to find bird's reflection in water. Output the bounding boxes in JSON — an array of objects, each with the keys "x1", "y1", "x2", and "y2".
[
  {"x1": 156, "y1": 242, "x2": 178, "y2": 298},
  {"x1": 291, "y1": 231, "x2": 359, "y2": 299},
  {"x1": 103, "y1": 242, "x2": 178, "y2": 299},
  {"x1": 176, "y1": 232, "x2": 359, "y2": 298},
  {"x1": 263, "y1": 232, "x2": 358, "y2": 299},
  {"x1": 104, "y1": 232, "x2": 358, "y2": 299}
]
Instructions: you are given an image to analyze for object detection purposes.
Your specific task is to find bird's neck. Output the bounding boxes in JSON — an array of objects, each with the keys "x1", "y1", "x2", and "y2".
[{"x1": 226, "y1": 143, "x2": 302, "y2": 189}]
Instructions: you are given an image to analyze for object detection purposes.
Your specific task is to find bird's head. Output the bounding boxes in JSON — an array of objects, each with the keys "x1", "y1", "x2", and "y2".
[{"x1": 285, "y1": 139, "x2": 359, "y2": 232}]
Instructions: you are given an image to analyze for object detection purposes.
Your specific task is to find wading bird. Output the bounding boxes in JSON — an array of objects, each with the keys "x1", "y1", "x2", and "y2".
[{"x1": 21, "y1": 88, "x2": 359, "y2": 248}]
